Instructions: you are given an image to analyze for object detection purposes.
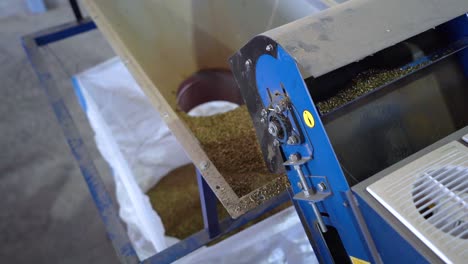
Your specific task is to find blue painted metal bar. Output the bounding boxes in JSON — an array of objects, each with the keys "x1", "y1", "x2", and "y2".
[
  {"x1": 33, "y1": 18, "x2": 96, "y2": 46},
  {"x1": 22, "y1": 24, "x2": 139, "y2": 264},
  {"x1": 143, "y1": 190, "x2": 290, "y2": 264},
  {"x1": 196, "y1": 170, "x2": 220, "y2": 238}
]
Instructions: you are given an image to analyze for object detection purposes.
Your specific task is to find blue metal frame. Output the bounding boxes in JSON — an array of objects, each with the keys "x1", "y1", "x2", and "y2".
[
  {"x1": 196, "y1": 170, "x2": 220, "y2": 238},
  {"x1": 22, "y1": 18, "x2": 138, "y2": 264},
  {"x1": 22, "y1": 18, "x2": 289, "y2": 264}
]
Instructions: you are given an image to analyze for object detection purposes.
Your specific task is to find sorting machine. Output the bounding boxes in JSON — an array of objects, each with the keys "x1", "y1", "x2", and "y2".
[{"x1": 230, "y1": 0, "x2": 468, "y2": 263}]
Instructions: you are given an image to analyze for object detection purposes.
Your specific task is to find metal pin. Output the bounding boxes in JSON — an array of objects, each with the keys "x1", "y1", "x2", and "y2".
[
  {"x1": 294, "y1": 164, "x2": 311, "y2": 197},
  {"x1": 311, "y1": 202, "x2": 328, "y2": 233}
]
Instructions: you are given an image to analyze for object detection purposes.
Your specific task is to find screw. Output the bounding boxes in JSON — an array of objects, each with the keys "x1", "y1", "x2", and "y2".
[
  {"x1": 268, "y1": 122, "x2": 279, "y2": 137},
  {"x1": 287, "y1": 135, "x2": 299, "y2": 145},
  {"x1": 266, "y1": 44, "x2": 273, "y2": 52},
  {"x1": 245, "y1": 59, "x2": 252, "y2": 67},
  {"x1": 317, "y1": 182, "x2": 327, "y2": 192},
  {"x1": 289, "y1": 153, "x2": 301, "y2": 162},
  {"x1": 200, "y1": 161, "x2": 210, "y2": 171},
  {"x1": 273, "y1": 139, "x2": 280, "y2": 146}
]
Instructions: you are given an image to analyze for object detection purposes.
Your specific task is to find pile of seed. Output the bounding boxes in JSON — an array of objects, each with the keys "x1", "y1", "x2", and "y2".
[
  {"x1": 317, "y1": 65, "x2": 425, "y2": 114},
  {"x1": 147, "y1": 164, "x2": 230, "y2": 239},
  {"x1": 181, "y1": 106, "x2": 284, "y2": 197},
  {"x1": 148, "y1": 106, "x2": 289, "y2": 238}
]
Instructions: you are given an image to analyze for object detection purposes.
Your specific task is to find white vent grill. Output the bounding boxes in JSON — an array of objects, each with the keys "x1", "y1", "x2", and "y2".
[
  {"x1": 413, "y1": 166, "x2": 467, "y2": 239},
  {"x1": 368, "y1": 141, "x2": 468, "y2": 264}
]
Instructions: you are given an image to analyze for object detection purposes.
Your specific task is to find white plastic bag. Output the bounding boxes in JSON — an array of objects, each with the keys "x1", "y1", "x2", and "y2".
[
  {"x1": 73, "y1": 57, "x2": 190, "y2": 260},
  {"x1": 175, "y1": 207, "x2": 318, "y2": 264}
]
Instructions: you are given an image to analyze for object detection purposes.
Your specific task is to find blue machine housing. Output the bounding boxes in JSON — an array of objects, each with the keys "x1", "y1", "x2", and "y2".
[{"x1": 230, "y1": 13, "x2": 468, "y2": 264}]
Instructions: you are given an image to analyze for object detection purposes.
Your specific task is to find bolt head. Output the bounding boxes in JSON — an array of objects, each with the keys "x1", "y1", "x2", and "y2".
[
  {"x1": 273, "y1": 139, "x2": 280, "y2": 146},
  {"x1": 289, "y1": 153, "x2": 301, "y2": 162},
  {"x1": 317, "y1": 182, "x2": 327, "y2": 192},
  {"x1": 268, "y1": 122, "x2": 279, "y2": 137},
  {"x1": 287, "y1": 135, "x2": 298, "y2": 145},
  {"x1": 199, "y1": 161, "x2": 210, "y2": 171},
  {"x1": 266, "y1": 44, "x2": 273, "y2": 51},
  {"x1": 245, "y1": 59, "x2": 252, "y2": 67}
]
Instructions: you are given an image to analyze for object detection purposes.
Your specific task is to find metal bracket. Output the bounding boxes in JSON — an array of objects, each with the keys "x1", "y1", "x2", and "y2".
[
  {"x1": 283, "y1": 157, "x2": 311, "y2": 166},
  {"x1": 293, "y1": 174, "x2": 333, "y2": 203},
  {"x1": 294, "y1": 190, "x2": 332, "y2": 203}
]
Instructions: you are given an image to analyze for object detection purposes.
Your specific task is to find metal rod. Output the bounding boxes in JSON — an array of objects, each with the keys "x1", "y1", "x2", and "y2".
[
  {"x1": 69, "y1": 0, "x2": 83, "y2": 22},
  {"x1": 310, "y1": 202, "x2": 328, "y2": 233},
  {"x1": 294, "y1": 164, "x2": 311, "y2": 197}
]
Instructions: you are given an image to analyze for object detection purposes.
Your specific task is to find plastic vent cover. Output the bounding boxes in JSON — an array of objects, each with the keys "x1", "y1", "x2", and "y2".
[
  {"x1": 367, "y1": 141, "x2": 468, "y2": 264},
  {"x1": 413, "y1": 166, "x2": 467, "y2": 239}
]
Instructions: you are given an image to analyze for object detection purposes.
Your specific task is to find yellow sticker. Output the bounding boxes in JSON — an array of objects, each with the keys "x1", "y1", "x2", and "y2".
[
  {"x1": 350, "y1": 256, "x2": 371, "y2": 264},
  {"x1": 303, "y1": 110, "x2": 315, "y2": 128}
]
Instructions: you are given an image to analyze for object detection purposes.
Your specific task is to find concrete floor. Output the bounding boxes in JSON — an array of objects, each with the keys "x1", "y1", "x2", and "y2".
[{"x1": 0, "y1": 3, "x2": 120, "y2": 263}]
